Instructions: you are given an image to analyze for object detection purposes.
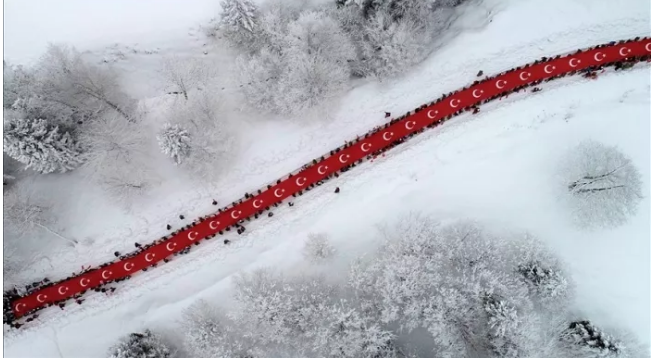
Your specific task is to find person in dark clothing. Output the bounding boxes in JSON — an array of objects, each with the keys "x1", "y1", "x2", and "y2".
[
  {"x1": 385, "y1": 112, "x2": 391, "y2": 118},
  {"x1": 224, "y1": 239, "x2": 231, "y2": 245},
  {"x1": 212, "y1": 200, "x2": 218, "y2": 205},
  {"x1": 268, "y1": 212, "x2": 274, "y2": 217},
  {"x1": 114, "y1": 251, "x2": 120, "y2": 257},
  {"x1": 134, "y1": 242, "x2": 142, "y2": 248},
  {"x1": 179, "y1": 215, "x2": 185, "y2": 220},
  {"x1": 288, "y1": 202, "x2": 294, "y2": 207},
  {"x1": 334, "y1": 187, "x2": 340, "y2": 193}
]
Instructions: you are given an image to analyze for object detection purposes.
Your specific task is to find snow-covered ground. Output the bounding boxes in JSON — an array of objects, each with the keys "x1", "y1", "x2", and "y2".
[{"x1": 3, "y1": 0, "x2": 650, "y2": 356}]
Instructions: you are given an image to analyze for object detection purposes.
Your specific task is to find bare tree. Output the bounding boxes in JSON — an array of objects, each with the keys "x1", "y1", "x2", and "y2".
[
  {"x1": 3, "y1": 185, "x2": 77, "y2": 246},
  {"x1": 559, "y1": 140, "x2": 642, "y2": 228},
  {"x1": 32, "y1": 44, "x2": 135, "y2": 123},
  {"x1": 79, "y1": 117, "x2": 159, "y2": 209},
  {"x1": 160, "y1": 56, "x2": 213, "y2": 101}
]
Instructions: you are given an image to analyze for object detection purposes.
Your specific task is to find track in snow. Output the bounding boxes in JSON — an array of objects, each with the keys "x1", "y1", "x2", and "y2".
[{"x1": 10, "y1": 37, "x2": 651, "y2": 319}]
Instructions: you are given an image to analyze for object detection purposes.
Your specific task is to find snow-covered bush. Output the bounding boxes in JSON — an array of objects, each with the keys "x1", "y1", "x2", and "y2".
[
  {"x1": 3, "y1": 117, "x2": 83, "y2": 174},
  {"x1": 559, "y1": 140, "x2": 642, "y2": 228},
  {"x1": 157, "y1": 123, "x2": 191, "y2": 165},
  {"x1": 107, "y1": 330, "x2": 171, "y2": 358},
  {"x1": 302, "y1": 233, "x2": 337, "y2": 262}
]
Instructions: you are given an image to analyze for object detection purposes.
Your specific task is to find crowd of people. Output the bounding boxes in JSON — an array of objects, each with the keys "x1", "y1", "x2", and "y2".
[{"x1": 4, "y1": 37, "x2": 649, "y2": 330}]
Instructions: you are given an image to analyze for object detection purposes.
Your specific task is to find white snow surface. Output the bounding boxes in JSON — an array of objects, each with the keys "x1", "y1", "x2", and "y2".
[{"x1": 3, "y1": 0, "x2": 650, "y2": 356}]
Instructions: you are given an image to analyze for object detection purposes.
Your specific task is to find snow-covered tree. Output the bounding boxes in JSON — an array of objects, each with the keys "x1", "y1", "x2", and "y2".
[
  {"x1": 518, "y1": 261, "x2": 569, "y2": 302},
  {"x1": 107, "y1": 330, "x2": 171, "y2": 358},
  {"x1": 237, "y1": 10, "x2": 353, "y2": 114},
  {"x1": 219, "y1": 0, "x2": 261, "y2": 51},
  {"x1": 357, "y1": 11, "x2": 433, "y2": 78},
  {"x1": 316, "y1": 303, "x2": 398, "y2": 358},
  {"x1": 3, "y1": 117, "x2": 84, "y2": 174},
  {"x1": 302, "y1": 233, "x2": 337, "y2": 263},
  {"x1": 157, "y1": 123, "x2": 191, "y2": 165},
  {"x1": 483, "y1": 293, "x2": 521, "y2": 358},
  {"x1": 559, "y1": 140, "x2": 642, "y2": 228},
  {"x1": 233, "y1": 269, "x2": 337, "y2": 351},
  {"x1": 348, "y1": 217, "x2": 558, "y2": 358},
  {"x1": 3, "y1": 63, "x2": 34, "y2": 109},
  {"x1": 164, "y1": 92, "x2": 234, "y2": 181},
  {"x1": 180, "y1": 300, "x2": 258, "y2": 358}
]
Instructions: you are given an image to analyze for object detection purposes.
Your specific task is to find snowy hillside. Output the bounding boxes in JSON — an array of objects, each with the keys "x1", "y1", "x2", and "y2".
[{"x1": 3, "y1": 0, "x2": 650, "y2": 356}]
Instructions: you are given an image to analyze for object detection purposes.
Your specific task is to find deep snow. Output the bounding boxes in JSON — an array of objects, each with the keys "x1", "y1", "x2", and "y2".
[{"x1": 3, "y1": 0, "x2": 651, "y2": 356}]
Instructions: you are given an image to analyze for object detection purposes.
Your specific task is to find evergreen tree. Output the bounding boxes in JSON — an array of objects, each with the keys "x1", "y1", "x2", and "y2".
[
  {"x1": 561, "y1": 320, "x2": 623, "y2": 357},
  {"x1": 3, "y1": 117, "x2": 83, "y2": 174},
  {"x1": 107, "y1": 330, "x2": 171, "y2": 358},
  {"x1": 157, "y1": 123, "x2": 191, "y2": 165}
]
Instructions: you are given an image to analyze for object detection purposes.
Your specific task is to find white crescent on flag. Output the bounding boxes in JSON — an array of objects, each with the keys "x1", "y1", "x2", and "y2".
[
  {"x1": 188, "y1": 231, "x2": 199, "y2": 240},
  {"x1": 619, "y1": 47, "x2": 630, "y2": 56},
  {"x1": 80, "y1": 278, "x2": 90, "y2": 287},
  {"x1": 449, "y1": 99, "x2": 460, "y2": 108},
  {"x1": 472, "y1": 89, "x2": 483, "y2": 98},
  {"x1": 594, "y1": 52, "x2": 605, "y2": 62},
  {"x1": 209, "y1": 220, "x2": 219, "y2": 229},
  {"x1": 383, "y1": 132, "x2": 393, "y2": 141},
  {"x1": 519, "y1": 72, "x2": 531, "y2": 81},
  {"x1": 124, "y1": 262, "x2": 134, "y2": 271},
  {"x1": 37, "y1": 294, "x2": 47, "y2": 303},
  {"x1": 295, "y1": 177, "x2": 307, "y2": 186},
  {"x1": 405, "y1": 121, "x2": 416, "y2": 130},
  {"x1": 253, "y1": 199, "x2": 263, "y2": 209},
  {"x1": 102, "y1": 270, "x2": 112, "y2": 279},
  {"x1": 543, "y1": 65, "x2": 555, "y2": 74},
  {"x1": 145, "y1": 253, "x2": 155, "y2": 262},
  {"x1": 15, "y1": 303, "x2": 26, "y2": 312},
  {"x1": 58, "y1": 286, "x2": 68, "y2": 295},
  {"x1": 360, "y1": 143, "x2": 371, "y2": 152},
  {"x1": 339, "y1": 154, "x2": 349, "y2": 164},
  {"x1": 166, "y1": 242, "x2": 176, "y2": 251},
  {"x1": 427, "y1": 110, "x2": 438, "y2": 119},
  {"x1": 274, "y1": 188, "x2": 284, "y2": 198}
]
